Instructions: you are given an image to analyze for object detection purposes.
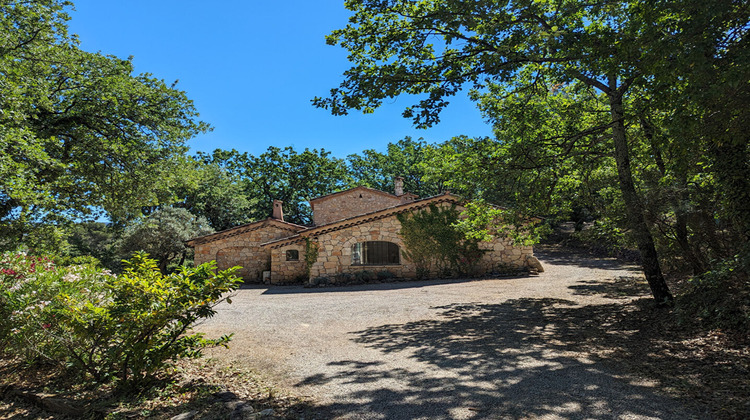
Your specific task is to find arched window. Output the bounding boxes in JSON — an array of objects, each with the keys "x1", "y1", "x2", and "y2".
[{"x1": 351, "y1": 241, "x2": 400, "y2": 265}]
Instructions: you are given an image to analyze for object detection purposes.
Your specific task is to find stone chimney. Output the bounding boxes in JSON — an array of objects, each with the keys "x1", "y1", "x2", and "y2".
[
  {"x1": 272, "y1": 200, "x2": 284, "y2": 221},
  {"x1": 394, "y1": 176, "x2": 404, "y2": 196}
]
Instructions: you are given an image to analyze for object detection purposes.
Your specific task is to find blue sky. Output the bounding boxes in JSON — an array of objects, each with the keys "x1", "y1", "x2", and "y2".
[{"x1": 67, "y1": 1, "x2": 494, "y2": 159}]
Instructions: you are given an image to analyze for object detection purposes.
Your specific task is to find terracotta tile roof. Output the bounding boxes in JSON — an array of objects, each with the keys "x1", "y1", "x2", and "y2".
[
  {"x1": 185, "y1": 218, "x2": 307, "y2": 247},
  {"x1": 260, "y1": 193, "x2": 463, "y2": 249}
]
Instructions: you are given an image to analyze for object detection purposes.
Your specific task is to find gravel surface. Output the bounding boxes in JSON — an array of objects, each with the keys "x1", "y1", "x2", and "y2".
[{"x1": 195, "y1": 249, "x2": 708, "y2": 419}]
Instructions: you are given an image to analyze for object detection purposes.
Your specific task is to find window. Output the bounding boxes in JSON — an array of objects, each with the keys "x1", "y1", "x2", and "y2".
[
  {"x1": 351, "y1": 241, "x2": 400, "y2": 265},
  {"x1": 286, "y1": 250, "x2": 299, "y2": 261}
]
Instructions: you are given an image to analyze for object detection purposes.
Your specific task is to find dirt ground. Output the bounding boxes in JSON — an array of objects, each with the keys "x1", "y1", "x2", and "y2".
[
  {"x1": 2, "y1": 247, "x2": 746, "y2": 419},
  {"x1": 192, "y1": 247, "x2": 744, "y2": 419}
]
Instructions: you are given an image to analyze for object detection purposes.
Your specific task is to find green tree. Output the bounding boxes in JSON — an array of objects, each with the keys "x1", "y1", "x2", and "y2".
[
  {"x1": 316, "y1": 0, "x2": 750, "y2": 303},
  {"x1": 66, "y1": 222, "x2": 122, "y2": 270},
  {"x1": 1, "y1": 1, "x2": 208, "y2": 250},
  {"x1": 641, "y1": 0, "x2": 750, "y2": 244},
  {"x1": 348, "y1": 137, "x2": 444, "y2": 197},
  {"x1": 197, "y1": 147, "x2": 352, "y2": 226},
  {"x1": 118, "y1": 207, "x2": 213, "y2": 273},
  {"x1": 245, "y1": 147, "x2": 351, "y2": 225},
  {"x1": 168, "y1": 157, "x2": 255, "y2": 231}
]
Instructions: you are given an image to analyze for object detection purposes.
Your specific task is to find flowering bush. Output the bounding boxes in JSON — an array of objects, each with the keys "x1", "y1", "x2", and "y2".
[
  {"x1": 0, "y1": 250, "x2": 241, "y2": 386},
  {"x1": 0, "y1": 251, "x2": 59, "y2": 355}
]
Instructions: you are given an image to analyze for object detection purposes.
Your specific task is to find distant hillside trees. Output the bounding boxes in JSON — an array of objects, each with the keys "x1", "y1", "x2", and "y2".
[{"x1": 118, "y1": 207, "x2": 214, "y2": 273}]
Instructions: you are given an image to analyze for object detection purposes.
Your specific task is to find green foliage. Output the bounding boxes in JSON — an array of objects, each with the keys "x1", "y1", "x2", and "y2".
[
  {"x1": 166, "y1": 157, "x2": 255, "y2": 231},
  {"x1": 0, "y1": 221, "x2": 70, "y2": 256},
  {"x1": 310, "y1": 276, "x2": 330, "y2": 286},
  {"x1": 397, "y1": 204, "x2": 485, "y2": 279},
  {"x1": 317, "y1": 0, "x2": 750, "y2": 303},
  {"x1": 455, "y1": 199, "x2": 548, "y2": 247},
  {"x1": 0, "y1": 250, "x2": 241, "y2": 386},
  {"x1": 304, "y1": 238, "x2": 319, "y2": 279},
  {"x1": 1, "y1": 0, "x2": 208, "y2": 249},
  {"x1": 333, "y1": 272, "x2": 354, "y2": 284},
  {"x1": 118, "y1": 207, "x2": 214, "y2": 273},
  {"x1": 353, "y1": 270, "x2": 378, "y2": 283},
  {"x1": 376, "y1": 270, "x2": 396, "y2": 280},
  {"x1": 196, "y1": 147, "x2": 351, "y2": 226},
  {"x1": 0, "y1": 250, "x2": 59, "y2": 354},
  {"x1": 572, "y1": 219, "x2": 627, "y2": 251},
  {"x1": 676, "y1": 249, "x2": 750, "y2": 332},
  {"x1": 65, "y1": 222, "x2": 122, "y2": 271},
  {"x1": 347, "y1": 137, "x2": 443, "y2": 198}
]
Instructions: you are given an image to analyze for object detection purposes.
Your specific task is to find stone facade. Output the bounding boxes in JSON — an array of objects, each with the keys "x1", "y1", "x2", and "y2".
[
  {"x1": 190, "y1": 220, "x2": 304, "y2": 282},
  {"x1": 187, "y1": 190, "x2": 538, "y2": 285},
  {"x1": 265, "y1": 204, "x2": 534, "y2": 284},
  {"x1": 269, "y1": 244, "x2": 307, "y2": 284},
  {"x1": 271, "y1": 216, "x2": 410, "y2": 283},
  {"x1": 310, "y1": 187, "x2": 402, "y2": 226}
]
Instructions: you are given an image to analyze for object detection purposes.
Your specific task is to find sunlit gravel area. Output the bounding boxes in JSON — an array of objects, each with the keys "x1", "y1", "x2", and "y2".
[{"x1": 195, "y1": 249, "x2": 709, "y2": 419}]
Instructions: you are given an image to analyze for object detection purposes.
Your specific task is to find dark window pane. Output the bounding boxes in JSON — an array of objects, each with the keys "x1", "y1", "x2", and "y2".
[
  {"x1": 351, "y1": 241, "x2": 399, "y2": 265},
  {"x1": 286, "y1": 250, "x2": 299, "y2": 261}
]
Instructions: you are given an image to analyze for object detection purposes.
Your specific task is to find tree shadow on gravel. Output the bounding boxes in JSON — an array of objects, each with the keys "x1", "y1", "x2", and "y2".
[
  {"x1": 568, "y1": 276, "x2": 651, "y2": 299},
  {"x1": 258, "y1": 276, "x2": 529, "y2": 295},
  {"x1": 535, "y1": 247, "x2": 642, "y2": 272},
  {"x1": 298, "y1": 298, "x2": 725, "y2": 419}
]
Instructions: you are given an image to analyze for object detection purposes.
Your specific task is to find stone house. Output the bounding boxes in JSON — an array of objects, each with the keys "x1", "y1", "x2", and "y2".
[{"x1": 187, "y1": 178, "x2": 539, "y2": 284}]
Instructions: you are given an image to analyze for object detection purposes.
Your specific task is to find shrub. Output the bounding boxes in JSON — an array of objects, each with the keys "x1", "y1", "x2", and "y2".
[
  {"x1": 570, "y1": 219, "x2": 640, "y2": 262},
  {"x1": 310, "y1": 276, "x2": 330, "y2": 286},
  {"x1": 333, "y1": 272, "x2": 354, "y2": 284},
  {"x1": 353, "y1": 270, "x2": 377, "y2": 282},
  {"x1": 397, "y1": 204, "x2": 486, "y2": 279},
  {"x1": 676, "y1": 251, "x2": 750, "y2": 332},
  {"x1": 376, "y1": 270, "x2": 396, "y2": 280},
  {"x1": 304, "y1": 238, "x2": 319, "y2": 279},
  {"x1": 0, "y1": 251, "x2": 58, "y2": 354},
  {"x1": 1, "y1": 250, "x2": 241, "y2": 386}
]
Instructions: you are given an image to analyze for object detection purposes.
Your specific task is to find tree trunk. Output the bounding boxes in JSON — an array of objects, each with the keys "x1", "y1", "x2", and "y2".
[{"x1": 609, "y1": 90, "x2": 674, "y2": 304}]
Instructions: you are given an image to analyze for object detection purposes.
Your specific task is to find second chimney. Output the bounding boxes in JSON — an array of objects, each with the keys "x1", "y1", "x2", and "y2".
[
  {"x1": 272, "y1": 200, "x2": 284, "y2": 221},
  {"x1": 394, "y1": 176, "x2": 404, "y2": 196}
]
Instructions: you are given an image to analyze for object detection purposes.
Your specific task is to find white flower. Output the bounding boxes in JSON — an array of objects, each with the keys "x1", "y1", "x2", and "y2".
[{"x1": 63, "y1": 272, "x2": 80, "y2": 282}]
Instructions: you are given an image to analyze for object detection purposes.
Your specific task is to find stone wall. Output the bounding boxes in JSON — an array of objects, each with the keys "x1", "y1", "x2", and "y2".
[
  {"x1": 476, "y1": 238, "x2": 534, "y2": 272},
  {"x1": 269, "y1": 244, "x2": 307, "y2": 284},
  {"x1": 192, "y1": 221, "x2": 300, "y2": 282},
  {"x1": 309, "y1": 216, "x2": 413, "y2": 279},
  {"x1": 311, "y1": 188, "x2": 401, "y2": 226},
  {"x1": 283, "y1": 211, "x2": 534, "y2": 283}
]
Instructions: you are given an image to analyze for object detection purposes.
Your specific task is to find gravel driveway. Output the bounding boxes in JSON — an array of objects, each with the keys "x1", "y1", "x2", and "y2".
[{"x1": 195, "y1": 249, "x2": 707, "y2": 419}]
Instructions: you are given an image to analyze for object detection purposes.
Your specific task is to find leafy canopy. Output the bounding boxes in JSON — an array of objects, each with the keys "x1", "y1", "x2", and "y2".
[{"x1": 1, "y1": 0, "x2": 209, "y2": 250}]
